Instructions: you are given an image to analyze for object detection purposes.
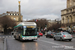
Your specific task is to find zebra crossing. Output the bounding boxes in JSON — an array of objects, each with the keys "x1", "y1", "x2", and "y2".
[{"x1": 0, "y1": 36, "x2": 14, "y2": 38}]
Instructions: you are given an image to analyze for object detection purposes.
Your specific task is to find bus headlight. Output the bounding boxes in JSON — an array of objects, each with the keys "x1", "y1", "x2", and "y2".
[{"x1": 22, "y1": 37, "x2": 25, "y2": 40}]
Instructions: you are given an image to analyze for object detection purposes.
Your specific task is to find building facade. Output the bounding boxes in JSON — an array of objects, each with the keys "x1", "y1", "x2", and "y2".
[
  {"x1": 0, "y1": 11, "x2": 23, "y2": 22},
  {"x1": 47, "y1": 19, "x2": 61, "y2": 28},
  {"x1": 61, "y1": 0, "x2": 75, "y2": 24},
  {"x1": 0, "y1": 11, "x2": 23, "y2": 31},
  {"x1": 0, "y1": 1, "x2": 22, "y2": 31}
]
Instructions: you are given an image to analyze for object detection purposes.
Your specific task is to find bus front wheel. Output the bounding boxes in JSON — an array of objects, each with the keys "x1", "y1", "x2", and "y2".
[{"x1": 31, "y1": 40, "x2": 34, "y2": 41}]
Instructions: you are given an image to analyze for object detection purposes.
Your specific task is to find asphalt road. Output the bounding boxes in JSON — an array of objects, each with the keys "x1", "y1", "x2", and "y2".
[
  {"x1": 5, "y1": 36, "x2": 75, "y2": 50},
  {"x1": 0, "y1": 38, "x2": 3, "y2": 50}
]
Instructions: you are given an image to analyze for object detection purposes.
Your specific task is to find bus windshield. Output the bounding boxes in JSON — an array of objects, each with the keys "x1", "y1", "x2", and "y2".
[{"x1": 23, "y1": 28, "x2": 37, "y2": 36}]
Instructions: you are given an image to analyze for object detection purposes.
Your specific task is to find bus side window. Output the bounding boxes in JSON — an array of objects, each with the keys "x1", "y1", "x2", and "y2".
[{"x1": 18, "y1": 27, "x2": 23, "y2": 34}]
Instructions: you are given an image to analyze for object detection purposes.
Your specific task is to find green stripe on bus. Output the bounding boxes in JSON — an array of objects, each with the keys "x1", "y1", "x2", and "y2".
[
  {"x1": 22, "y1": 36, "x2": 37, "y2": 37},
  {"x1": 20, "y1": 34, "x2": 22, "y2": 38},
  {"x1": 14, "y1": 25, "x2": 22, "y2": 28}
]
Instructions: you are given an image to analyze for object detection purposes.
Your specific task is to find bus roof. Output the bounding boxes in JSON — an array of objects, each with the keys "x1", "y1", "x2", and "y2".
[
  {"x1": 18, "y1": 22, "x2": 36, "y2": 26},
  {"x1": 14, "y1": 22, "x2": 36, "y2": 28}
]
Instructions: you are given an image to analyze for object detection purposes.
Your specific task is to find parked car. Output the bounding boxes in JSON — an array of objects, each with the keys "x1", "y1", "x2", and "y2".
[
  {"x1": 73, "y1": 30, "x2": 75, "y2": 33},
  {"x1": 46, "y1": 31, "x2": 55, "y2": 38},
  {"x1": 53, "y1": 32, "x2": 72, "y2": 41},
  {"x1": 51, "y1": 32, "x2": 55, "y2": 37},
  {"x1": 37, "y1": 32, "x2": 43, "y2": 37},
  {"x1": 38, "y1": 32, "x2": 43, "y2": 36}
]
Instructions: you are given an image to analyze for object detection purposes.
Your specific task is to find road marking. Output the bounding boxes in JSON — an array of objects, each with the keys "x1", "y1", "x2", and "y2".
[
  {"x1": 39, "y1": 40, "x2": 62, "y2": 45},
  {"x1": 0, "y1": 36, "x2": 14, "y2": 38},
  {"x1": 9, "y1": 36, "x2": 11, "y2": 37},
  {"x1": 3, "y1": 36, "x2": 5, "y2": 38},
  {"x1": 12, "y1": 36, "x2": 13, "y2": 37},
  {"x1": 39, "y1": 40, "x2": 75, "y2": 49},
  {"x1": 12, "y1": 38, "x2": 15, "y2": 39},
  {"x1": 6, "y1": 36, "x2": 8, "y2": 38}
]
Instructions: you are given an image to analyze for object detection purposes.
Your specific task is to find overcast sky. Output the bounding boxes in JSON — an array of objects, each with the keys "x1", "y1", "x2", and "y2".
[{"x1": 0, "y1": 0, "x2": 67, "y2": 20}]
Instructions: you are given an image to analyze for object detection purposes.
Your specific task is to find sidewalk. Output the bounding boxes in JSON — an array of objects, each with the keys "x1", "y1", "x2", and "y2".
[{"x1": 0, "y1": 38, "x2": 3, "y2": 50}]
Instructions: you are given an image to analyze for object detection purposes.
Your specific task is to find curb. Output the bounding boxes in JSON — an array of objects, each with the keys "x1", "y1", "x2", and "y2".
[{"x1": 3, "y1": 38, "x2": 7, "y2": 50}]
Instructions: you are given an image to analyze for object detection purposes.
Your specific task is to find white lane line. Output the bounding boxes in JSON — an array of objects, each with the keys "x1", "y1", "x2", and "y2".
[
  {"x1": 6, "y1": 36, "x2": 8, "y2": 38},
  {"x1": 39, "y1": 40, "x2": 62, "y2": 46},
  {"x1": 3, "y1": 36, "x2": 5, "y2": 38},
  {"x1": 12, "y1": 38, "x2": 15, "y2": 39},
  {"x1": 12, "y1": 36, "x2": 14, "y2": 38},
  {"x1": 39, "y1": 40, "x2": 75, "y2": 49},
  {"x1": 9, "y1": 36, "x2": 11, "y2": 37}
]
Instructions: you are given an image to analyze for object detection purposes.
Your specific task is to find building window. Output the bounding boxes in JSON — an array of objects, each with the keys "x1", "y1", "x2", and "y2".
[
  {"x1": 11, "y1": 14, "x2": 13, "y2": 15},
  {"x1": 14, "y1": 14, "x2": 15, "y2": 15},
  {"x1": 67, "y1": 10, "x2": 69, "y2": 13},
  {"x1": 68, "y1": 18, "x2": 69, "y2": 23},
  {"x1": 17, "y1": 14, "x2": 19, "y2": 16},
  {"x1": 8, "y1": 13, "x2": 10, "y2": 15}
]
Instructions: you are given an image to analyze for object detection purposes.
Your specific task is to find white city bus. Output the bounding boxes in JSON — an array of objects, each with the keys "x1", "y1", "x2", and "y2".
[{"x1": 14, "y1": 22, "x2": 37, "y2": 41}]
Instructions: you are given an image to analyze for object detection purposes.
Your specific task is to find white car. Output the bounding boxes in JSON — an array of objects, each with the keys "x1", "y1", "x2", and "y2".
[{"x1": 54, "y1": 32, "x2": 72, "y2": 41}]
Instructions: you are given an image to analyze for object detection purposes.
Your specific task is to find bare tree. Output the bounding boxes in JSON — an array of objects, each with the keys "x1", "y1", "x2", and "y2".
[
  {"x1": 0, "y1": 16, "x2": 16, "y2": 34},
  {"x1": 48, "y1": 23, "x2": 61, "y2": 31},
  {"x1": 27, "y1": 18, "x2": 48, "y2": 30}
]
